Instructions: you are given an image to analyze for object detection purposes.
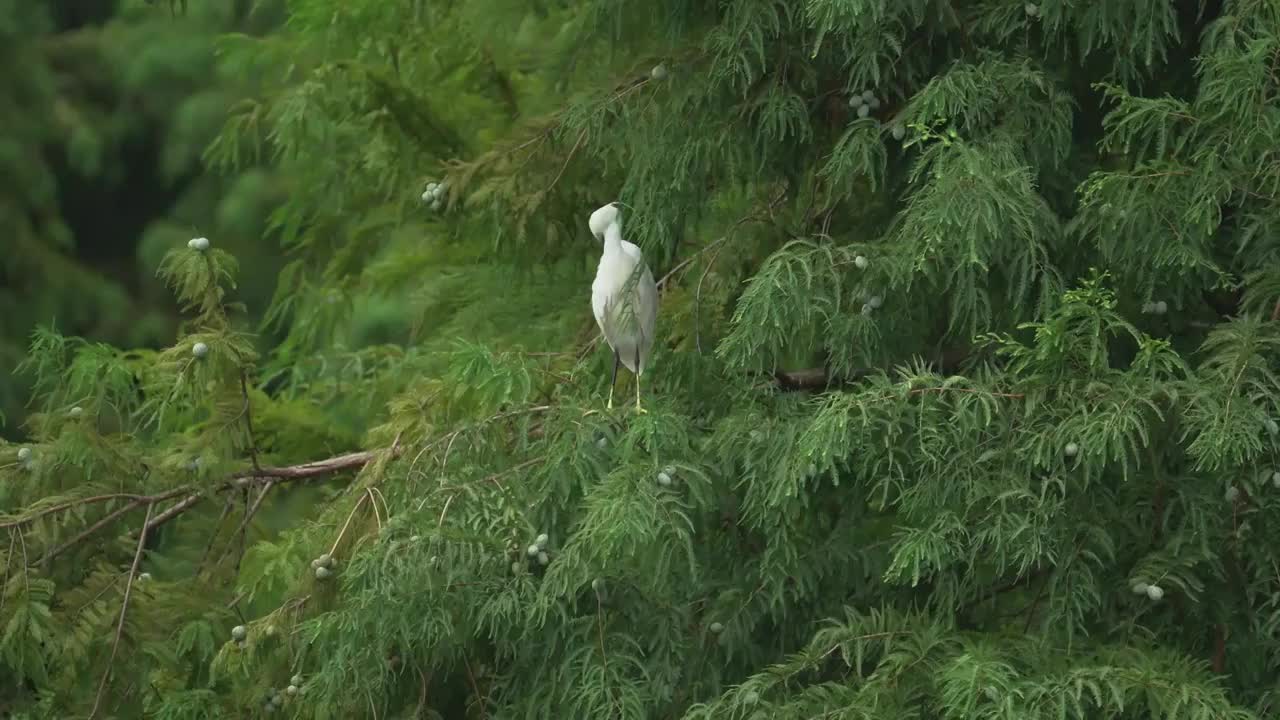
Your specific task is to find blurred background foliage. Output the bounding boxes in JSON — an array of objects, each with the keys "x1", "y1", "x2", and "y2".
[{"x1": 0, "y1": 0, "x2": 287, "y2": 431}]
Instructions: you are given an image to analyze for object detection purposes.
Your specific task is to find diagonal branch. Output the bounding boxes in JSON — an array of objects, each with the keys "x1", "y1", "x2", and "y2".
[
  {"x1": 215, "y1": 481, "x2": 276, "y2": 569},
  {"x1": 38, "y1": 500, "x2": 146, "y2": 567},
  {"x1": 89, "y1": 502, "x2": 154, "y2": 720}
]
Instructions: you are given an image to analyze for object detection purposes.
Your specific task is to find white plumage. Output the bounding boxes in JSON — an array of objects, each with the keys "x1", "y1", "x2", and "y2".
[{"x1": 588, "y1": 203, "x2": 658, "y2": 410}]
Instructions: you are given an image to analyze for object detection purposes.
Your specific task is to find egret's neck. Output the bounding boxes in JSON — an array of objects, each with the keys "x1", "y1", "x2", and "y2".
[{"x1": 602, "y1": 222, "x2": 624, "y2": 253}]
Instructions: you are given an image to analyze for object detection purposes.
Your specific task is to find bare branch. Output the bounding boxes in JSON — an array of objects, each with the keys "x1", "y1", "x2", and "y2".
[
  {"x1": 89, "y1": 502, "x2": 154, "y2": 720},
  {"x1": 231, "y1": 448, "x2": 396, "y2": 482}
]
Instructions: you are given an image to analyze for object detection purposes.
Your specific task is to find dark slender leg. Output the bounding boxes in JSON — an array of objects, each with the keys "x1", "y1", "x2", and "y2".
[
  {"x1": 607, "y1": 350, "x2": 619, "y2": 408},
  {"x1": 633, "y1": 347, "x2": 645, "y2": 412}
]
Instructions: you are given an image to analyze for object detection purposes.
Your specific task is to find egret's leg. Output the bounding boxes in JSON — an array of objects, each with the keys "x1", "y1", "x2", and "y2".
[
  {"x1": 607, "y1": 351, "x2": 619, "y2": 409},
  {"x1": 634, "y1": 348, "x2": 647, "y2": 414}
]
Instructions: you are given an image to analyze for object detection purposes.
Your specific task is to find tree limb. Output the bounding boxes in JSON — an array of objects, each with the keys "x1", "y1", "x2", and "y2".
[{"x1": 89, "y1": 502, "x2": 154, "y2": 720}]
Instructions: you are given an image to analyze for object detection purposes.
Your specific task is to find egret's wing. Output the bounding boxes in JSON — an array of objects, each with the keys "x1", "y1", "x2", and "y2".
[
  {"x1": 590, "y1": 272, "x2": 610, "y2": 331},
  {"x1": 636, "y1": 264, "x2": 658, "y2": 361}
]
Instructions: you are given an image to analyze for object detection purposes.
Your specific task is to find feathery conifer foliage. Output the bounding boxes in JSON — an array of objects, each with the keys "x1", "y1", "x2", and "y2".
[{"x1": 4, "y1": 0, "x2": 1280, "y2": 717}]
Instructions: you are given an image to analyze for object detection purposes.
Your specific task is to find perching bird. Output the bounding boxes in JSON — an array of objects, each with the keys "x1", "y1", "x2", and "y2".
[{"x1": 588, "y1": 203, "x2": 658, "y2": 412}]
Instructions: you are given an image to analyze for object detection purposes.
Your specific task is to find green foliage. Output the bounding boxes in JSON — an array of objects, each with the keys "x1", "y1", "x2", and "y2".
[{"x1": 4, "y1": 0, "x2": 1280, "y2": 718}]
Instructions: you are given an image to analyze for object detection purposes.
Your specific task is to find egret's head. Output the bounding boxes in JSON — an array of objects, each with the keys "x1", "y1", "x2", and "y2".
[{"x1": 588, "y1": 202, "x2": 621, "y2": 239}]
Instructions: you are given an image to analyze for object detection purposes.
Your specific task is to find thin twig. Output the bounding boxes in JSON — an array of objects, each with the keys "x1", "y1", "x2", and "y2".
[
  {"x1": 197, "y1": 495, "x2": 236, "y2": 574},
  {"x1": 215, "y1": 481, "x2": 276, "y2": 569},
  {"x1": 415, "y1": 669, "x2": 430, "y2": 719},
  {"x1": 365, "y1": 488, "x2": 385, "y2": 531},
  {"x1": 37, "y1": 500, "x2": 145, "y2": 566},
  {"x1": 239, "y1": 369, "x2": 263, "y2": 473},
  {"x1": 546, "y1": 127, "x2": 588, "y2": 193},
  {"x1": 328, "y1": 493, "x2": 370, "y2": 556},
  {"x1": 89, "y1": 503, "x2": 154, "y2": 720},
  {"x1": 461, "y1": 653, "x2": 489, "y2": 720},
  {"x1": 654, "y1": 192, "x2": 779, "y2": 291},
  {"x1": 0, "y1": 532, "x2": 13, "y2": 615}
]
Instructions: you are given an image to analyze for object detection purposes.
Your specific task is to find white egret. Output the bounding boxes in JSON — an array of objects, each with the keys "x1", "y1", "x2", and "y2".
[{"x1": 588, "y1": 203, "x2": 658, "y2": 412}]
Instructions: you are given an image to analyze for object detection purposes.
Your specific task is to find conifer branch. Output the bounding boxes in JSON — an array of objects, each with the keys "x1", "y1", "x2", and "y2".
[
  {"x1": 89, "y1": 502, "x2": 153, "y2": 720},
  {"x1": 0, "y1": 490, "x2": 187, "y2": 531}
]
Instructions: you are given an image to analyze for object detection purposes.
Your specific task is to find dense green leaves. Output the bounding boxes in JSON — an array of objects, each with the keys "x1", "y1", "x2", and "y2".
[{"x1": 3, "y1": 0, "x2": 1280, "y2": 718}]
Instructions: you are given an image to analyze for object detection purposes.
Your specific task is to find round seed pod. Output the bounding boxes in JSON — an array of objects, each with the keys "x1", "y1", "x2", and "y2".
[
  {"x1": 891, "y1": 124, "x2": 906, "y2": 141},
  {"x1": 317, "y1": 554, "x2": 333, "y2": 568},
  {"x1": 1064, "y1": 442, "x2": 1079, "y2": 457},
  {"x1": 291, "y1": 674, "x2": 304, "y2": 687},
  {"x1": 1153, "y1": 300, "x2": 1167, "y2": 315},
  {"x1": 854, "y1": 255, "x2": 868, "y2": 269},
  {"x1": 857, "y1": 104, "x2": 870, "y2": 118},
  {"x1": 535, "y1": 533, "x2": 549, "y2": 549},
  {"x1": 1024, "y1": 3, "x2": 1039, "y2": 17},
  {"x1": 657, "y1": 471, "x2": 672, "y2": 486},
  {"x1": 69, "y1": 407, "x2": 83, "y2": 418},
  {"x1": 286, "y1": 685, "x2": 298, "y2": 696},
  {"x1": 231, "y1": 625, "x2": 247, "y2": 641},
  {"x1": 868, "y1": 295, "x2": 883, "y2": 309},
  {"x1": 1225, "y1": 486, "x2": 1240, "y2": 503},
  {"x1": 1146, "y1": 584, "x2": 1164, "y2": 601},
  {"x1": 537, "y1": 551, "x2": 550, "y2": 566},
  {"x1": 1131, "y1": 582, "x2": 1148, "y2": 595},
  {"x1": 527, "y1": 544, "x2": 540, "y2": 557},
  {"x1": 189, "y1": 237, "x2": 210, "y2": 251},
  {"x1": 709, "y1": 622, "x2": 724, "y2": 634},
  {"x1": 650, "y1": 64, "x2": 668, "y2": 80},
  {"x1": 17, "y1": 447, "x2": 31, "y2": 462},
  {"x1": 192, "y1": 342, "x2": 209, "y2": 358},
  {"x1": 315, "y1": 566, "x2": 332, "y2": 580},
  {"x1": 861, "y1": 90, "x2": 874, "y2": 102}
]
